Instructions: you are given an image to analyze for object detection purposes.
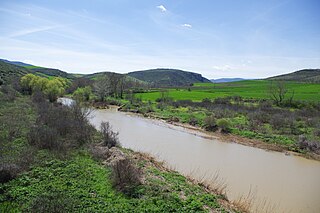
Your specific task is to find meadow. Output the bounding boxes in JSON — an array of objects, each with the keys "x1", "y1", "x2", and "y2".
[{"x1": 136, "y1": 80, "x2": 320, "y2": 102}]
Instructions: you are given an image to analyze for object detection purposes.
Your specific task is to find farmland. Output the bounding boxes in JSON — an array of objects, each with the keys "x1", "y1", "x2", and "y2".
[{"x1": 136, "y1": 80, "x2": 320, "y2": 102}]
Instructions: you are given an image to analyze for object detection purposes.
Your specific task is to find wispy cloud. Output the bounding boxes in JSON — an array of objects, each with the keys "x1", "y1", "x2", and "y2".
[
  {"x1": 157, "y1": 5, "x2": 167, "y2": 12},
  {"x1": 8, "y1": 25, "x2": 63, "y2": 38},
  {"x1": 181, "y1": 23, "x2": 192, "y2": 28}
]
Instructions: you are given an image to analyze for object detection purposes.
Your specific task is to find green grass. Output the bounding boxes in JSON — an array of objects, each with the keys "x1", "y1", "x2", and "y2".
[
  {"x1": 23, "y1": 65, "x2": 44, "y2": 69},
  {"x1": 137, "y1": 80, "x2": 320, "y2": 102},
  {"x1": 0, "y1": 153, "x2": 227, "y2": 212}
]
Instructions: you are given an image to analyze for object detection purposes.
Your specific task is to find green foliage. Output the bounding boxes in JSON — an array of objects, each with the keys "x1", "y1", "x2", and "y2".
[
  {"x1": 20, "y1": 74, "x2": 68, "y2": 102},
  {"x1": 72, "y1": 86, "x2": 92, "y2": 102},
  {"x1": 44, "y1": 78, "x2": 66, "y2": 102},
  {"x1": 0, "y1": 154, "x2": 225, "y2": 212},
  {"x1": 217, "y1": 119, "x2": 231, "y2": 133}
]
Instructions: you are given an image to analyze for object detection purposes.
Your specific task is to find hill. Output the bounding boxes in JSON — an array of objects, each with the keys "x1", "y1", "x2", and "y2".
[
  {"x1": 29, "y1": 67, "x2": 76, "y2": 80},
  {"x1": 267, "y1": 69, "x2": 320, "y2": 83},
  {"x1": 211, "y1": 78, "x2": 247, "y2": 83},
  {"x1": 0, "y1": 60, "x2": 30, "y2": 84},
  {"x1": 127, "y1": 68, "x2": 211, "y2": 87},
  {"x1": 1, "y1": 58, "x2": 76, "y2": 80},
  {"x1": 0, "y1": 59, "x2": 33, "y2": 67}
]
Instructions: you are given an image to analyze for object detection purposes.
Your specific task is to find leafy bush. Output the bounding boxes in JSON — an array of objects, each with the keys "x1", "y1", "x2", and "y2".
[{"x1": 217, "y1": 119, "x2": 231, "y2": 133}]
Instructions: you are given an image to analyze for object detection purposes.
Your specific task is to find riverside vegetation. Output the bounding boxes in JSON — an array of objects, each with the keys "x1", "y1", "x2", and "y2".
[
  {"x1": 68, "y1": 72, "x2": 320, "y2": 158},
  {"x1": 0, "y1": 75, "x2": 238, "y2": 212}
]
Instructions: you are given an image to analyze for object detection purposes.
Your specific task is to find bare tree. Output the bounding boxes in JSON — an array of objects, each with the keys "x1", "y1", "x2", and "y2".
[
  {"x1": 100, "y1": 121, "x2": 120, "y2": 148},
  {"x1": 94, "y1": 74, "x2": 110, "y2": 101},
  {"x1": 268, "y1": 81, "x2": 294, "y2": 106}
]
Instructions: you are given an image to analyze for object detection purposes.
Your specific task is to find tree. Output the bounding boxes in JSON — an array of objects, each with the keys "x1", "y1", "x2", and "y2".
[
  {"x1": 20, "y1": 73, "x2": 37, "y2": 94},
  {"x1": 94, "y1": 74, "x2": 110, "y2": 101},
  {"x1": 73, "y1": 86, "x2": 92, "y2": 102},
  {"x1": 44, "y1": 79, "x2": 66, "y2": 102},
  {"x1": 31, "y1": 77, "x2": 49, "y2": 92},
  {"x1": 268, "y1": 81, "x2": 294, "y2": 106}
]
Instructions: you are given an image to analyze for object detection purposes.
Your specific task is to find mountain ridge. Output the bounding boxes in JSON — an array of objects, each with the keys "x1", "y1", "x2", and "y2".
[
  {"x1": 267, "y1": 69, "x2": 320, "y2": 83},
  {"x1": 127, "y1": 68, "x2": 211, "y2": 87}
]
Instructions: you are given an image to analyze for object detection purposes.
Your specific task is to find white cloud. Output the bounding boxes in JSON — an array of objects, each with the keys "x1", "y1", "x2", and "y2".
[
  {"x1": 212, "y1": 65, "x2": 232, "y2": 71},
  {"x1": 157, "y1": 5, "x2": 167, "y2": 12},
  {"x1": 181, "y1": 23, "x2": 192, "y2": 28}
]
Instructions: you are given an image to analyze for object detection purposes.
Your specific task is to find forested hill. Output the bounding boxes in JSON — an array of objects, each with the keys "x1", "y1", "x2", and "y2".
[
  {"x1": 267, "y1": 69, "x2": 320, "y2": 83},
  {"x1": 0, "y1": 60, "x2": 29, "y2": 84},
  {"x1": 127, "y1": 69, "x2": 211, "y2": 87}
]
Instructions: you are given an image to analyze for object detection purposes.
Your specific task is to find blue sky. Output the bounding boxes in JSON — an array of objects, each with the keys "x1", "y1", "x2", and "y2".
[{"x1": 0, "y1": 0, "x2": 319, "y2": 79}]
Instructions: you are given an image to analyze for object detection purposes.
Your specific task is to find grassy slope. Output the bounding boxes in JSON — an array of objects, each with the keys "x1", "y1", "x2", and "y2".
[
  {"x1": 0, "y1": 152, "x2": 230, "y2": 212},
  {"x1": 268, "y1": 69, "x2": 320, "y2": 83},
  {"x1": 136, "y1": 80, "x2": 320, "y2": 102},
  {"x1": 0, "y1": 61, "x2": 30, "y2": 84},
  {"x1": 0, "y1": 96, "x2": 233, "y2": 212}
]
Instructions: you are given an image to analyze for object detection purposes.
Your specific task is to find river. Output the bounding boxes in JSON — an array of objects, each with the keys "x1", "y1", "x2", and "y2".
[{"x1": 58, "y1": 98, "x2": 320, "y2": 212}]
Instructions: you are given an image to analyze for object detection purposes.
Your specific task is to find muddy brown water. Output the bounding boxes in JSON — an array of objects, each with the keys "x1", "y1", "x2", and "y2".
[{"x1": 58, "y1": 99, "x2": 320, "y2": 212}]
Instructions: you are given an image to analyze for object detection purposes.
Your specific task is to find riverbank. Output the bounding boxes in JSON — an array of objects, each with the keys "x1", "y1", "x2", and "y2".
[
  {"x1": 116, "y1": 106, "x2": 320, "y2": 161},
  {"x1": 0, "y1": 96, "x2": 240, "y2": 212},
  {"x1": 90, "y1": 104, "x2": 320, "y2": 213}
]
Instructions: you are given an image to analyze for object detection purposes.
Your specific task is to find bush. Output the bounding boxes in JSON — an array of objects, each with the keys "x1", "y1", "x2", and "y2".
[
  {"x1": 0, "y1": 85, "x2": 17, "y2": 102},
  {"x1": 217, "y1": 119, "x2": 231, "y2": 133},
  {"x1": 297, "y1": 135, "x2": 320, "y2": 154},
  {"x1": 188, "y1": 116, "x2": 198, "y2": 126},
  {"x1": 28, "y1": 125, "x2": 62, "y2": 151},
  {"x1": 29, "y1": 191, "x2": 79, "y2": 212},
  {"x1": 0, "y1": 164, "x2": 20, "y2": 183},
  {"x1": 111, "y1": 156, "x2": 142, "y2": 195},
  {"x1": 204, "y1": 115, "x2": 217, "y2": 131},
  {"x1": 100, "y1": 121, "x2": 120, "y2": 148}
]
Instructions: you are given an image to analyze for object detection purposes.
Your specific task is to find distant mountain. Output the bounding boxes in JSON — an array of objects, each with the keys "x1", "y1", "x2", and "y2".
[
  {"x1": 267, "y1": 69, "x2": 320, "y2": 83},
  {"x1": 127, "y1": 68, "x2": 211, "y2": 87},
  {"x1": 0, "y1": 60, "x2": 30, "y2": 84},
  {"x1": 0, "y1": 59, "x2": 33, "y2": 67},
  {"x1": 211, "y1": 78, "x2": 247, "y2": 83}
]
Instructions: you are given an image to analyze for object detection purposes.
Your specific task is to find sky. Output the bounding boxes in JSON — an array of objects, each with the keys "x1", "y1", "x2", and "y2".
[{"x1": 0, "y1": 0, "x2": 319, "y2": 79}]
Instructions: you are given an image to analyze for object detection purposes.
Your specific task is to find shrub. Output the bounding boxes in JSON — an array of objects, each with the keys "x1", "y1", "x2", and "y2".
[
  {"x1": 88, "y1": 145, "x2": 110, "y2": 161},
  {"x1": 188, "y1": 116, "x2": 198, "y2": 126},
  {"x1": 29, "y1": 191, "x2": 79, "y2": 212},
  {"x1": 0, "y1": 85, "x2": 17, "y2": 102},
  {"x1": 217, "y1": 119, "x2": 231, "y2": 133},
  {"x1": 111, "y1": 156, "x2": 142, "y2": 195},
  {"x1": 28, "y1": 125, "x2": 62, "y2": 151},
  {"x1": 100, "y1": 121, "x2": 120, "y2": 148},
  {"x1": 204, "y1": 115, "x2": 217, "y2": 131},
  {"x1": 0, "y1": 164, "x2": 20, "y2": 183},
  {"x1": 297, "y1": 135, "x2": 320, "y2": 154},
  {"x1": 32, "y1": 90, "x2": 46, "y2": 103}
]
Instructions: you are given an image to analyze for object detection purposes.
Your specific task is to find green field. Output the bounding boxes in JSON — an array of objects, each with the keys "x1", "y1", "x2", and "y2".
[{"x1": 136, "y1": 80, "x2": 320, "y2": 102}]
